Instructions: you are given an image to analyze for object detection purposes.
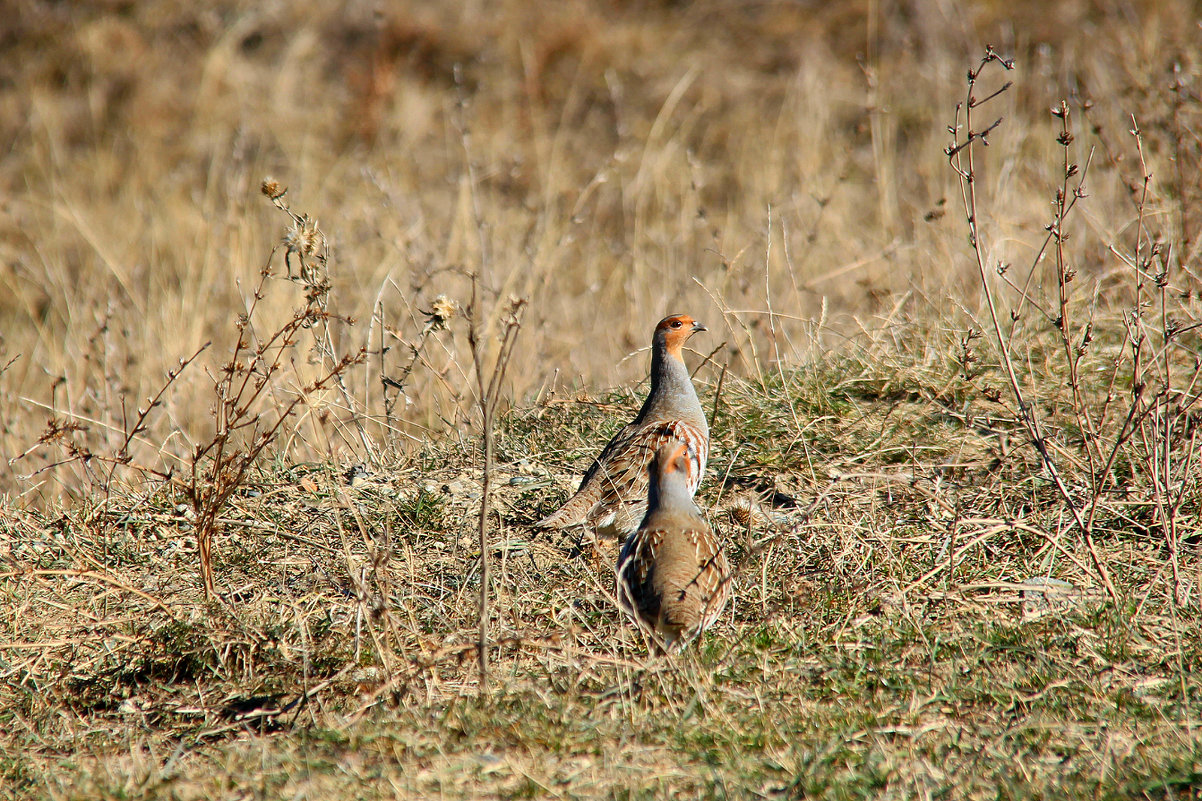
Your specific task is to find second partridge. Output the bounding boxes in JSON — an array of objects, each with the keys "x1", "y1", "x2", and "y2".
[{"x1": 616, "y1": 441, "x2": 732, "y2": 648}]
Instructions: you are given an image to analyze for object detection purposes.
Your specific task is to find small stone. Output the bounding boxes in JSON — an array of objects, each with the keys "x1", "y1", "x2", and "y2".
[{"x1": 345, "y1": 464, "x2": 371, "y2": 486}]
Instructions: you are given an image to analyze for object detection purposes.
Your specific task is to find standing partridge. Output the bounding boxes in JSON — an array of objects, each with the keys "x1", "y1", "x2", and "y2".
[
  {"x1": 536, "y1": 314, "x2": 710, "y2": 539},
  {"x1": 616, "y1": 441, "x2": 731, "y2": 648}
]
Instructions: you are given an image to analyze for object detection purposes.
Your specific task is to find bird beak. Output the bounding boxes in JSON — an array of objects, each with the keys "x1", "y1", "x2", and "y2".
[{"x1": 692, "y1": 321, "x2": 707, "y2": 333}]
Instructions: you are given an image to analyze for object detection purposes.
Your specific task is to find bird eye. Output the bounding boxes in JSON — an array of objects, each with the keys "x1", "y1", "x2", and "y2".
[{"x1": 671, "y1": 320, "x2": 682, "y2": 328}]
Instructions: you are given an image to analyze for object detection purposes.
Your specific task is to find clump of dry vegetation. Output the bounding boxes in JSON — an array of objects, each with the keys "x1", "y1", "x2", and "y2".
[{"x1": 2, "y1": 1, "x2": 1202, "y2": 798}]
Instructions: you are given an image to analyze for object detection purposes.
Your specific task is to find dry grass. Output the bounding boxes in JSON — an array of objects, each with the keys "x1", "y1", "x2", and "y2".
[
  {"x1": 4, "y1": 346, "x2": 1201, "y2": 798},
  {"x1": 2, "y1": 0, "x2": 1202, "y2": 798}
]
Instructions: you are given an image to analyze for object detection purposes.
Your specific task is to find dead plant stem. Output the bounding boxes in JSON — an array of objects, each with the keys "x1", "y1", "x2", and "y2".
[{"x1": 948, "y1": 48, "x2": 1116, "y2": 600}]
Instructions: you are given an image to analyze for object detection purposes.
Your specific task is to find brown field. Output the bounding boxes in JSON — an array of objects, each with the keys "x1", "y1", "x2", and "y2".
[{"x1": 2, "y1": 1, "x2": 1202, "y2": 798}]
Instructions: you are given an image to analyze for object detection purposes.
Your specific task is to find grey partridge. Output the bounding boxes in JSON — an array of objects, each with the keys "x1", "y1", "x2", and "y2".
[
  {"x1": 535, "y1": 314, "x2": 710, "y2": 539},
  {"x1": 616, "y1": 441, "x2": 731, "y2": 649}
]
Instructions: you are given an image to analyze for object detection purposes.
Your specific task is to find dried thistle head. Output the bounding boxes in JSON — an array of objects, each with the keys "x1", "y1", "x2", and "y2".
[
  {"x1": 284, "y1": 214, "x2": 324, "y2": 261},
  {"x1": 503, "y1": 295, "x2": 526, "y2": 321},
  {"x1": 426, "y1": 294, "x2": 458, "y2": 329},
  {"x1": 261, "y1": 177, "x2": 286, "y2": 200},
  {"x1": 283, "y1": 214, "x2": 326, "y2": 284}
]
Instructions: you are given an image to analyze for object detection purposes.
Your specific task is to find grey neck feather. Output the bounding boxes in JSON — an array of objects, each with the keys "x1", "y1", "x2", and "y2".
[
  {"x1": 647, "y1": 461, "x2": 695, "y2": 514},
  {"x1": 636, "y1": 344, "x2": 707, "y2": 432}
]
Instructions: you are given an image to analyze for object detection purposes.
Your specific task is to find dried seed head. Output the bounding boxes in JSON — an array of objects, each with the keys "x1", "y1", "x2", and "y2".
[
  {"x1": 261, "y1": 178, "x2": 286, "y2": 199},
  {"x1": 427, "y1": 294, "x2": 458, "y2": 328},
  {"x1": 284, "y1": 214, "x2": 324, "y2": 260}
]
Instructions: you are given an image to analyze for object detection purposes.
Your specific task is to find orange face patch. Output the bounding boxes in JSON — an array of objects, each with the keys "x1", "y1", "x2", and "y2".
[
  {"x1": 655, "y1": 314, "x2": 705, "y2": 356},
  {"x1": 656, "y1": 314, "x2": 695, "y2": 333},
  {"x1": 657, "y1": 442, "x2": 690, "y2": 475}
]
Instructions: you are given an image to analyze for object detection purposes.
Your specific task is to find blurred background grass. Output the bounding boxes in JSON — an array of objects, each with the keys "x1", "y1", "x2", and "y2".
[{"x1": 0, "y1": 0, "x2": 1198, "y2": 501}]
